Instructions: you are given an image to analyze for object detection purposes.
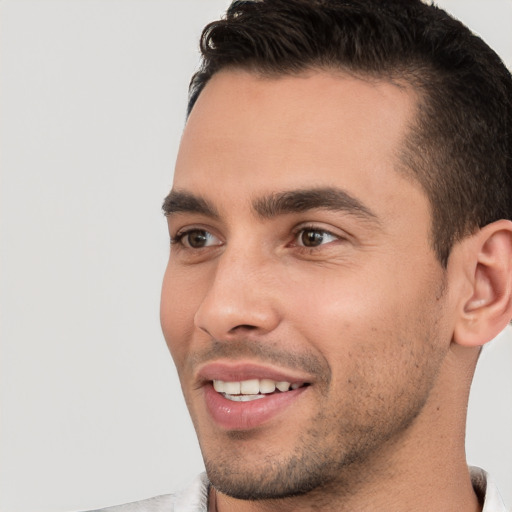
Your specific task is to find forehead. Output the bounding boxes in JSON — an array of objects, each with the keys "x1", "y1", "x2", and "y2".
[{"x1": 173, "y1": 69, "x2": 424, "y2": 220}]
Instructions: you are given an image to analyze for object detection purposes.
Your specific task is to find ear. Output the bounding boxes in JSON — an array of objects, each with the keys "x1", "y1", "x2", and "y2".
[{"x1": 453, "y1": 220, "x2": 512, "y2": 347}]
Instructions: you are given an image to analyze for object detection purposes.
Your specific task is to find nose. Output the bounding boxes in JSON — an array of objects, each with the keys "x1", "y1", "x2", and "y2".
[{"x1": 194, "y1": 245, "x2": 281, "y2": 340}]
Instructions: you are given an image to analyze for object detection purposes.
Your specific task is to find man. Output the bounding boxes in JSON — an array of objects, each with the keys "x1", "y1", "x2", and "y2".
[{"x1": 95, "y1": 0, "x2": 512, "y2": 510}]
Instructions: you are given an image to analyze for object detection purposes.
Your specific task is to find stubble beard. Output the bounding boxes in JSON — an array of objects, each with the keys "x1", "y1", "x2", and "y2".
[
  {"x1": 199, "y1": 338, "x2": 447, "y2": 502},
  {"x1": 191, "y1": 280, "x2": 449, "y2": 502},
  {"x1": 200, "y1": 361, "x2": 443, "y2": 502}
]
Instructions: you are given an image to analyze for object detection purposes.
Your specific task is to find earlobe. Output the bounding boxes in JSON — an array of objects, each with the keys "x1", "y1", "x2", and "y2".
[{"x1": 453, "y1": 220, "x2": 512, "y2": 347}]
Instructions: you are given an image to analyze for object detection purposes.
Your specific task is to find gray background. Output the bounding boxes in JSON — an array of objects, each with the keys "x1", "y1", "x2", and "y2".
[{"x1": 1, "y1": 1, "x2": 511, "y2": 510}]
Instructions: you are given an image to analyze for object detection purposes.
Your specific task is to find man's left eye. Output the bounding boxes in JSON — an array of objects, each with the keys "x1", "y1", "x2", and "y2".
[{"x1": 296, "y1": 228, "x2": 338, "y2": 247}]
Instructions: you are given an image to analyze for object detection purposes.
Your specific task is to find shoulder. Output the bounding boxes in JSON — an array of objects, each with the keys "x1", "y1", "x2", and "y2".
[
  {"x1": 88, "y1": 493, "x2": 175, "y2": 512},
  {"x1": 469, "y1": 466, "x2": 508, "y2": 512},
  {"x1": 86, "y1": 473, "x2": 210, "y2": 512}
]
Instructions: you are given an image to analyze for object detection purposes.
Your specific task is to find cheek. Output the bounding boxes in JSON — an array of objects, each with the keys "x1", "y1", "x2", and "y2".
[
  {"x1": 285, "y1": 258, "x2": 445, "y2": 370},
  {"x1": 160, "y1": 262, "x2": 205, "y2": 365},
  {"x1": 285, "y1": 268, "x2": 382, "y2": 348}
]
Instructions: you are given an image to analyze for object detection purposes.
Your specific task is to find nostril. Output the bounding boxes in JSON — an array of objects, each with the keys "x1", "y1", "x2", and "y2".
[{"x1": 229, "y1": 324, "x2": 258, "y2": 332}]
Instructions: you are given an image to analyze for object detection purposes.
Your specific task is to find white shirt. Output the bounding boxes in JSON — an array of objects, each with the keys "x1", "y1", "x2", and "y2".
[{"x1": 89, "y1": 467, "x2": 507, "y2": 511}]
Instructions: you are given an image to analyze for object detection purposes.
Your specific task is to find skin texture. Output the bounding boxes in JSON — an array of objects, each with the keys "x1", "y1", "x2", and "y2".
[{"x1": 160, "y1": 70, "x2": 491, "y2": 512}]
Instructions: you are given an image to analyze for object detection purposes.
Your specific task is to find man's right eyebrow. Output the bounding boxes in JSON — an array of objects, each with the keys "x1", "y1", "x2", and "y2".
[{"x1": 162, "y1": 190, "x2": 219, "y2": 218}]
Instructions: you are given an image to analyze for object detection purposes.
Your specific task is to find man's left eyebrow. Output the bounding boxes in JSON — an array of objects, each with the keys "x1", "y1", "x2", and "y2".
[
  {"x1": 253, "y1": 187, "x2": 379, "y2": 222},
  {"x1": 162, "y1": 190, "x2": 219, "y2": 218}
]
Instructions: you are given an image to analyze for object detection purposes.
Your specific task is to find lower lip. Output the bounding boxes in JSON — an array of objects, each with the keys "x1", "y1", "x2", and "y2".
[{"x1": 204, "y1": 384, "x2": 308, "y2": 430}]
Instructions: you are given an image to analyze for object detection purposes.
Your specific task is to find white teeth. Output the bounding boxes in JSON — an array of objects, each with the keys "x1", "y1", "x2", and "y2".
[
  {"x1": 212, "y1": 379, "x2": 303, "y2": 395},
  {"x1": 224, "y1": 394, "x2": 266, "y2": 402},
  {"x1": 276, "y1": 381, "x2": 291, "y2": 392},
  {"x1": 223, "y1": 381, "x2": 241, "y2": 395},
  {"x1": 259, "y1": 379, "x2": 276, "y2": 393},
  {"x1": 240, "y1": 379, "x2": 259, "y2": 395}
]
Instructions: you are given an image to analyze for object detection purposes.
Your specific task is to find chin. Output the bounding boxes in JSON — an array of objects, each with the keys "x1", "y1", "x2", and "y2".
[{"x1": 205, "y1": 454, "x2": 333, "y2": 501}]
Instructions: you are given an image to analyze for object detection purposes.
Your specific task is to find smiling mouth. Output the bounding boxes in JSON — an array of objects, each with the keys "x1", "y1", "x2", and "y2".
[{"x1": 213, "y1": 378, "x2": 309, "y2": 402}]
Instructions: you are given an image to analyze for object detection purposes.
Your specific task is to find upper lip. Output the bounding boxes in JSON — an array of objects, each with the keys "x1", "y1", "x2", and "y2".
[{"x1": 196, "y1": 360, "x2": 313, "y2": 386}]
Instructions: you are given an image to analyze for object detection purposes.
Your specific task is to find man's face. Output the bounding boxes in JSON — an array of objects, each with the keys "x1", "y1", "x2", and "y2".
[{"x1": 161, "y1": 70, "x2": 454, "y2": 499}]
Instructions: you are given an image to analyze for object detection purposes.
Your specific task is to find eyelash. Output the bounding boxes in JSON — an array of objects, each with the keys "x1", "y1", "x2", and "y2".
[
  {"x1": 291, "y1": 225, "x2": 341, "y2": 251},
  {"x1": 170, "y1": 225, "x2": 341, "y2": 252},
  {"x1": 170, "y1": 228, "x2": 222, "y2": 249}
]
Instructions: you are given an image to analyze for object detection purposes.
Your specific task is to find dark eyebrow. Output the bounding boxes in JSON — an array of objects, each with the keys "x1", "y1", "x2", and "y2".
[
  {"x1": 162, "y1": 190, "x2": 219, "y2": 218},
  {"x1": 253, "y1": 187, "x2": 379, "y2": 222}
]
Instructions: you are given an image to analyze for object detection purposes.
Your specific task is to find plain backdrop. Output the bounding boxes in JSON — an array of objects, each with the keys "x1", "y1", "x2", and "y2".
[{"x1": 1, "y1": 1, "x2": 511, "y2": 511}]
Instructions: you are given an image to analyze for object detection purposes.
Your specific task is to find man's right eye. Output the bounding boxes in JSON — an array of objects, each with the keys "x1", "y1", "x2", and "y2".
[{"x1": 172, "y1": 229, "x2": 221, "y2": 249}]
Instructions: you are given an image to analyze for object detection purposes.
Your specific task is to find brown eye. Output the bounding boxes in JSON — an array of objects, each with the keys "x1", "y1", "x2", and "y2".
[
  {"x1": 297, "y1": 228, "x2": 338, "y2": 248},
  {"x1": 301, "y1": 229, "x2": 324, "y2": 247},
  {"x1": 181, "y1": 229, "x2": 220, "y2": 249}
]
